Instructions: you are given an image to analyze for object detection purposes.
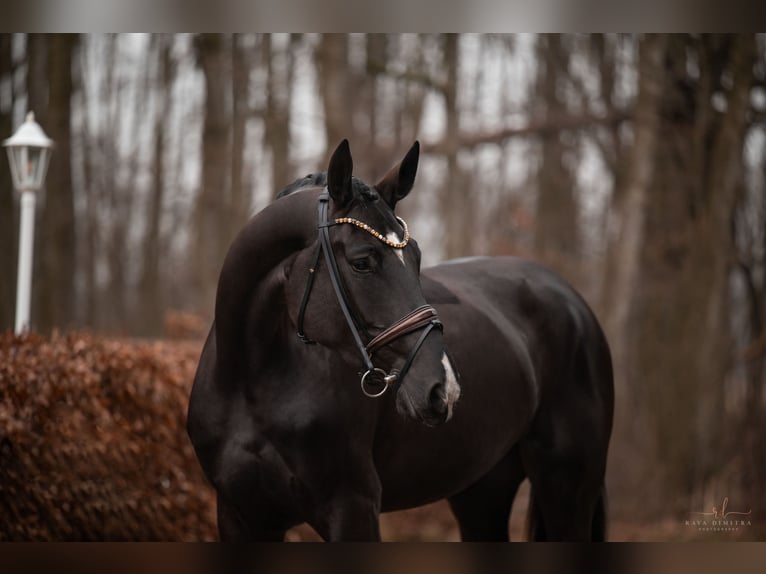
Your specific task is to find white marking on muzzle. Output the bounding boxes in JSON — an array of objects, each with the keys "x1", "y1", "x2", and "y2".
[
  {"x1": 386, "y1": 231, "x2": 406, "y2": 265},
  {"x1": 441, "y1": 353, "x2": 461, "y2": 421}
]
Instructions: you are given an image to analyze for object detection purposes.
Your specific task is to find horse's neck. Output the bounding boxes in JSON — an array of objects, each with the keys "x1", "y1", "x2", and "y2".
[{"x1": 214, "y1": 191, "x2": 318, "y2": 381}]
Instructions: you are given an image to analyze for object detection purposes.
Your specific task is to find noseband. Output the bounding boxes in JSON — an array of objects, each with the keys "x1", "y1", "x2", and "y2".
[{"x1": 296, "y1": 190, "x2": 443, "y2": 398}]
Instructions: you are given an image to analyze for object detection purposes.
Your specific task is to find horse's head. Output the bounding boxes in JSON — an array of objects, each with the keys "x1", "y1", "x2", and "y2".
[{"x1": 285, "y1": 140, "x2": 460, "y2": 426}]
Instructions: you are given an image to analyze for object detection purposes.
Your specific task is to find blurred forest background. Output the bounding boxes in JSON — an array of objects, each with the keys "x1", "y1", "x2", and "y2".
[{"x1": 1, "y1": 33, "x2": 765, "y2": 535}]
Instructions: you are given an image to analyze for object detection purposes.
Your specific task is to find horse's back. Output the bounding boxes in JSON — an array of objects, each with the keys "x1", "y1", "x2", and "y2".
[
  {"x1": 424, "y1": 255, "x2": 610, "y2": 359},
  {"x1": 423, "y1": 255, "x2": 613, "y2": 426}
]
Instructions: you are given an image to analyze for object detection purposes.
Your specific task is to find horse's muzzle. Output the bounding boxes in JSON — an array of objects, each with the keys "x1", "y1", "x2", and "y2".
[
  {"x1": 393, "y1": 344, "x2": 461, "y2": 426},
  {"x1": 396, "y1": 379, "x2": 451, "y2": 427},
  {"x1": 428, "y1": 382, "x2": 450, "y2": 424}
]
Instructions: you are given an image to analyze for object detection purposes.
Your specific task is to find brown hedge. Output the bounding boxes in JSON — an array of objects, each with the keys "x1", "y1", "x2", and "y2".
[{"x1": 0, "y1": 332, "x2": 217, "y2": 541}]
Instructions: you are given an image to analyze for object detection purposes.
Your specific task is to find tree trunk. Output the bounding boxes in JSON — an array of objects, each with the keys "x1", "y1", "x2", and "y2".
[
  {"x1": 694, "y1": 34, "x2": 759, "y2": 507},
  {"x1": 26, "y1": 34, "x2": 49, "y2": 332},
  {"x1": 263, "y1": 34, "x2": 294, "y2": 198},
  {"x1": 194, "y1": 34, "x2": 231, "y2": 316},
  {"x1": 442, "y1": 34, "x2": 469, "y2": 259},
  {"x1": 37, "y1": 34, "x2": 77, "y2": 332},
  {"x1": 26, "y1": 34, "x2": 47, "y2": 120},
  {"x1": 79, "y1": 60, "x2": 97, "y2": 329},
  {"x1": 317, "y1": 34, "x2": 351, "y2": 163},
  {"x1": 0, "y1": 34, "x2": 14, "y2": 330},
  {"x1": 365, "y1": 34, "x2": 386, "y2": 150},
  {"x1": 230, "y1": 34, "x2": 249, "y2": 224},
  {"x1": 89, "y1": 34, "x2": 118, "y2": 331},
  {"x1": 600, "y1": 35, "x2": 667, "y2": 517},
  {"x1": 533, "y1": 34, "x2": 578, "y2": 267},
  {"x1": 139, "y1": 35, "x2": 172, "y2": 336},
  {"x1": 625, "y1": 35, "x2": 755, "y2": 513},
  {"x1": 604, "y1": 34, "x2": 666, "y2": 382}
]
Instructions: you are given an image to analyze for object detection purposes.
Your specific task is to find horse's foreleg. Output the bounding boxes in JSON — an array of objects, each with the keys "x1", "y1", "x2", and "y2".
[
  {"x1": 309, "y1": 474, "x2": 382, "y2": 541},
  {"x1": 520, "y1": 436, "x2": 606, "y2": 541},
  {"x1": 447, "y1": 448, "x2": 525, "y2": 541},
  {"x1": 217, "y1": 496, "x2": 286, "y2": 541},
  {"x1": 317, "y1": 491, "x2": 382, "y2": 541}
]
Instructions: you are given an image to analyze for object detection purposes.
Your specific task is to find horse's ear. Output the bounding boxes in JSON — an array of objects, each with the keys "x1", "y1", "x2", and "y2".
[
  {"x1": 376, "y1": 141, "x2": 420, "y2": 210},
  {"x1": 327, "y1": 139, "x2": 353, "y2": 207}
]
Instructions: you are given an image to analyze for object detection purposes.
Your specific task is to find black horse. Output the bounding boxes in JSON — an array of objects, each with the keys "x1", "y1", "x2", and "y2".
[{"x1": 187, "y1": 140, "x2": 614, "y2": 541}]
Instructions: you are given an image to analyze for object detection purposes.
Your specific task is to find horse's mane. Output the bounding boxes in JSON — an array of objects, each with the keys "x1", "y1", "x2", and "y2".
[
  {"x1": 276, "y1": 173, "x2": 327, "y2": 199},
  {"x1": 276, "y1": 172, "x2": 379, "y2": 203}
]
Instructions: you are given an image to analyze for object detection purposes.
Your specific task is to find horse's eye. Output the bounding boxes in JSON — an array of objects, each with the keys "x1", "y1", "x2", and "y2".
[{"x1": 351, "y1": 258, "x2": 371, "y2": 273}]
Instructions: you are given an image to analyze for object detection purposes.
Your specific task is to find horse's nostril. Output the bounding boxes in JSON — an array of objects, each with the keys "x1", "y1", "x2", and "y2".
[{"x1": 429, "y1": 383, "x2": 448, "y2": 415}]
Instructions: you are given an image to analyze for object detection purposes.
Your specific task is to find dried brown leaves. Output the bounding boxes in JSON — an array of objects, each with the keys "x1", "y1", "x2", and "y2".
[{"x1": 0, "y1": 332, "x2": 216, "y2": 541}]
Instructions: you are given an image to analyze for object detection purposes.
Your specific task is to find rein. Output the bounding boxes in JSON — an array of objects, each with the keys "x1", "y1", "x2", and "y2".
[{"x1": 296, "y1": 190, "x2": 442, "y2": 398}]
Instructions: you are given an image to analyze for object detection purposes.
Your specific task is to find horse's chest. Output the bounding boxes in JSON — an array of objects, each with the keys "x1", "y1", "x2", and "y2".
[
  {"x1": 213, "y1": 403, "x2": 343, "y2": 510},
  {"x1": 214, "y1": 432, "x2": 294, "y2": 499}
]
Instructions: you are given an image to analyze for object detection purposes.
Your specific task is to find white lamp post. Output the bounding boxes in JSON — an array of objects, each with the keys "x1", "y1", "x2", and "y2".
[{"x1": 3, "y1": 111, "x2": 54, "y2": 335}]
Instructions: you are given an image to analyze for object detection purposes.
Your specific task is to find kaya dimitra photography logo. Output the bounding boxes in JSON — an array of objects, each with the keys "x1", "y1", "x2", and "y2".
[{"x1": 686, "y1": 497, "x2": 752, "y2": 532}]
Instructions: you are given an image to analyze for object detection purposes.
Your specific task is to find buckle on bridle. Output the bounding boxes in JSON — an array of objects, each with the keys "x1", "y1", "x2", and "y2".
[
  {"x1": 297, "y1": 332, "x2": 316, "y2": 345},
  {"x1": 360, "y1": 368, "x2": 399, "y2": 398}
]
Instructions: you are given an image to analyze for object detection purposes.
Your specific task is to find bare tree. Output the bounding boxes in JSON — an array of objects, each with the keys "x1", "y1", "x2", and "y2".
[
  {"x1": 0, "y1": 34, "x2": 15, "y2": 330},
  {"x1": 263, "y1": 34, "x2": 294, "y2": 198},
  {"x1": 533, "y1": 34, "x2": 579, "y2": 268},
  {"x1": 317, "y1": 34, "x2": 352, "y2": 164},
  {"x1": 193, "y1": 34, "x2": 232, "y2": 315},
  {"x1": 604, "y1": 35, "x2": 666, "y2": 384},
  {"x1": 138, "y1": 35, "x2": 174, "y2": 335},
  {"x1": 441, "y1": 34, "x2": 472, "y2": 260},
  {"x1": 229, "y1": 33, "x2": 250, "y2": 222},
  {"x1": 26, "y1": 34, "x2": 79, "y2": 332},
  {"x1": 618, "y1": 35, "x2": 757, "y2": 513}
]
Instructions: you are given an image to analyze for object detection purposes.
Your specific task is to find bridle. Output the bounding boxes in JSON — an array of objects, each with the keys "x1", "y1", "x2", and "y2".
[{"x1": 296, "y1": 190, "x2": 443, "y2": 398}]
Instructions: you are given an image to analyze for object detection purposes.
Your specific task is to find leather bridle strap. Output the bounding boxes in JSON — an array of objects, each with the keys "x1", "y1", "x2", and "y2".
[
  {"x1": 296, "y1": 242, "x2": 322, "y2": 345},
  {"x1": 366, "y1": 305, "x2": 441, "y2": 356},
  {"x1": 388, "y1": 319, "x2": 442, "y2": 392},
  {"x1": 297, "y1": 192, "x2": 370, "y2": 345},
  {"x1": 316, "y1": 192, "x2": 375, "y2": 374}
]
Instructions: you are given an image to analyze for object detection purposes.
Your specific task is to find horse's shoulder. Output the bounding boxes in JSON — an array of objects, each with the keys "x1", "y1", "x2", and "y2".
[{"x1": 420, "y1": 273, "x2": 460, "y2": 305}]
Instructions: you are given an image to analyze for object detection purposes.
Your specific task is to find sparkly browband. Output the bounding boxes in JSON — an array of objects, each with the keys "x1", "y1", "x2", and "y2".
[{"x1": 334, "y1": 216, "x2": 410, "y2": 249}]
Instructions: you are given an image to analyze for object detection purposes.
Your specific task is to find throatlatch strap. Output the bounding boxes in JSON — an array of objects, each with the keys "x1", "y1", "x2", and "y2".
[{"x1": 296, "y1": 242, "x2": 322, "y2": 344}]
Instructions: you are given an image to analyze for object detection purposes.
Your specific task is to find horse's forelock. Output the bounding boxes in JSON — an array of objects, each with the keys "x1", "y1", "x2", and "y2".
[
  {"x1": 277, "y1": 173, "x2": 379, "y2": 204},
  {"x1": 348, "y1": 180, "x2": 409, "y2": 241},
  {"x1": 352, "y1": 178, "x2": 378, "y2": 203},
  {"x1": 276, "y1": 173, "x2": 406, "y2": 237}
]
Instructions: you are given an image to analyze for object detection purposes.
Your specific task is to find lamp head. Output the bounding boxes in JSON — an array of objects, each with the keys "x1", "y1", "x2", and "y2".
[{"x1": 3, "y1": 111, "x2": 54, "y2": 192}]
